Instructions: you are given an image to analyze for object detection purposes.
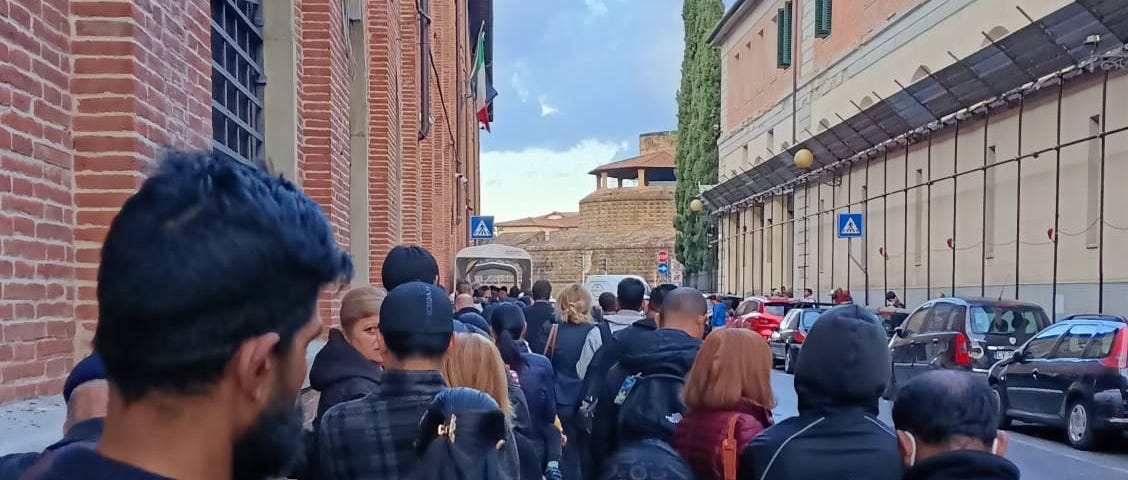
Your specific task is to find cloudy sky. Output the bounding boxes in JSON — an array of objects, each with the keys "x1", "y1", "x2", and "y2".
[{"x1": 481, "y1": 1, "x2": 727, "y2": 221}]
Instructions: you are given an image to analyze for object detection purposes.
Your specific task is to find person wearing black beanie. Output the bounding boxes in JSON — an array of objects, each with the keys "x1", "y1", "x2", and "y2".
[{"x1": 382, "y1": 245, "x2": 440, "y2": 290}]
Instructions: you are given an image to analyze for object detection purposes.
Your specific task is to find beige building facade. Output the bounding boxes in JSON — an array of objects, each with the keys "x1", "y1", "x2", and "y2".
[{"x1": 703, "y1": 0, "x2": 1128, "y2": 318}]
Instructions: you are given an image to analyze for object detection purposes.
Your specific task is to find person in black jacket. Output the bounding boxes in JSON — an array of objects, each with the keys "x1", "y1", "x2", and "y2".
[
  {"x1": 590, "y1": 287, "x2": 705, "y2": 468},
  {"x1": 416, "y1": 388, "x2": 510, "y2": 480},
  {"x1": 546, "y1": 284, "x2": 603, "y2": 480},
  {"x1": 0, "y1": 355, "x2": 108, "y2": 480},
  {"x1": 739, "y1": 304, "x2": 902, "y2": 480},
  {"x1": 524, "y1": 280, "x2": 557, "y2": 354},
  {"x1": 892, "y1": 371, "x2": 1018, "y2": 480},
  {"x1": 309, "y1": 286, "x2": 386, "y2": 422},
  {"x1": 490, "y1": 303, "x2": 563, "y2": 480}
]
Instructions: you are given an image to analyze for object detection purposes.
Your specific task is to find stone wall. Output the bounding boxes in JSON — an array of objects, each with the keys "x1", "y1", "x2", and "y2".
[
  {"x1": 526, "y1": 244, "x2": 675, "y2": 294},
  {"x1": 639, "y1": 131, "x2": 678, "y2": 155},
  {"x1": 579, "y1": 186, "x2": 676, "y2": 232}
]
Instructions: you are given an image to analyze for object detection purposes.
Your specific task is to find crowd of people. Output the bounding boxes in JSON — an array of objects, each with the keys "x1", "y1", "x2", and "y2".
[{"x1": 0, "y1": 150, "x2": 1021, "y2": 480}]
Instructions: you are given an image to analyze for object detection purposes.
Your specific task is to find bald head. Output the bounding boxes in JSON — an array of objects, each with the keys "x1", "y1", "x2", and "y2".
[
  {"x1": 659, "y1": 287, "x2": 708, "y2": 338},
  {"x1": 454, "y1": 294, "x2": 475, "y2": 311}
]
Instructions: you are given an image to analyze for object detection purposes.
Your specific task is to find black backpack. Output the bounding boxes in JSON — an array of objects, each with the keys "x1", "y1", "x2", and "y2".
[{"x1": 612, "y1": 372, "x2": 687, "y2": 444}]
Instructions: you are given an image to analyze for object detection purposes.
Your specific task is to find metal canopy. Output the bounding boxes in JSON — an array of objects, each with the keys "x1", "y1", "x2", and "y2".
[{"x1": 704, "y1": 0, "x2": 1128, "y2": 210}]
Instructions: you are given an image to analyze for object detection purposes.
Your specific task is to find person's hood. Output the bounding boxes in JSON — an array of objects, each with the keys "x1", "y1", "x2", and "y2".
[
  {"x1": 456, "y1": 306, "x2": 482, "y2": 315},
  {"x1": 309, "y1": 329, "x2": 382, "y2": 391},
  {"x1": 903, "y1": 450, "x2": 1020, "y2": 480},
  {"x1": 794, "y1": 304, "x2": 889, "y2": 415},
  {"x1": 619, "y1": 328, "x2": 702, "y2": 376},
  {"x1": 604, "y1": 310, "x2": 644, "y2": 327}
]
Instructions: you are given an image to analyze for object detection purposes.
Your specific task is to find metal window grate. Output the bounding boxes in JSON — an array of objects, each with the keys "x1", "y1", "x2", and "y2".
[{"x1": 211, "y1": 0, "x2": 265, "y2": 166}]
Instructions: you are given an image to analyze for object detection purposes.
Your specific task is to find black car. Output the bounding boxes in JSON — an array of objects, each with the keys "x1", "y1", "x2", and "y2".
[
  {"x1": 769, "y1": 307, "x2": 826, "y2": 373},
  {"x1": 887, "y1": 297, "x2": 1052, "y2": 397},
  {"x1": 988, "y1": 314, "x2": 1128, "y2": 450}
]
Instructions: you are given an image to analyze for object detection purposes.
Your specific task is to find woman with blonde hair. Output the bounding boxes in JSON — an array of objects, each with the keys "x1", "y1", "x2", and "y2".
[
  {"x1": 543, "y1": 283, "x2": 604, "y2": 480},
  {"x1": 672, "y1": 328, "x2": 775, "y2": 480},
  {"x1": 309, "y1": 285, "x2": 386, "y2": 421},
  {"x1": 442, "y1": 333, "x2": 522, "y2": 480}
]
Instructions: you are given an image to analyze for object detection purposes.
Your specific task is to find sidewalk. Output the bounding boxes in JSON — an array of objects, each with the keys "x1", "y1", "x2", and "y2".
[{"x1": 0, "y1": 340, "x2": 326, "y2": 455}]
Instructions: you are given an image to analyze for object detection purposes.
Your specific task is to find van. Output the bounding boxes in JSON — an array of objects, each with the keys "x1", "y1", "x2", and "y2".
[{"x1": 583, "y1": 275, "x2": 650, "y2": 301}]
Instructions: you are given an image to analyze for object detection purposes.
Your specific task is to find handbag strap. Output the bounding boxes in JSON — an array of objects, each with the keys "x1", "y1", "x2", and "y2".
[
  {"x1": 543, "y1": 324, "x2": 559, "y2": 358},
  {"x1": 722, "y1": 414, "x2": 740, "y2": 480}
]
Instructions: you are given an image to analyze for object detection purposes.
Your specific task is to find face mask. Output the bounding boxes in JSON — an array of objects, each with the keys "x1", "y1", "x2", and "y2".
[{"x1": 902, "y1": 431, "x2": 1001, "y2": 467}]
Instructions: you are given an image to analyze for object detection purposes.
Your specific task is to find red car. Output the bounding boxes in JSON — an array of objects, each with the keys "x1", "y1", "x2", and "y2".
[{"x1": 728, "y1": 296, "x2": 793, "y2": 340}]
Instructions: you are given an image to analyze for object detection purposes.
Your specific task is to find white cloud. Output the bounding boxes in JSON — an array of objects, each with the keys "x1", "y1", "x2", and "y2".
[
  {"x1": 584, "y1": 0, "x2": 609, "y2": 16},
  {"x1": 538, "y1": 96, "x2": 559, "y2": 117},
  {"x1": 481, "y1": 139, "x2": 629, "y2": 221},
  {"x1": 510, "y1": 68, "x2": 531, "y2": 103}
]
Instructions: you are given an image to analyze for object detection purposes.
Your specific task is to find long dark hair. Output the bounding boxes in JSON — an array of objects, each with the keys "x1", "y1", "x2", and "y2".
[
  {"x1": 489, "y1": 303, "x2": 527, "y2": 370},
  {"x1": 416, "y1": 387, "x2": 507, "y2": 480}
]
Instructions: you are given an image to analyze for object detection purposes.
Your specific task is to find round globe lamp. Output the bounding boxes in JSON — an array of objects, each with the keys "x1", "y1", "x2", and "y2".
[
  {"x1": 689, "y1": 198, "x2": 704, "y2": 213},
  {"x1": 794, "y1": 148, "x2": 814, "y2": 169}
]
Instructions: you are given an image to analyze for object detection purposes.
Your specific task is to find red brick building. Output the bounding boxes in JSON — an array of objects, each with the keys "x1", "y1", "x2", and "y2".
[{"x1": 0, "y1": 0, "x2": 490, "y2": 403}]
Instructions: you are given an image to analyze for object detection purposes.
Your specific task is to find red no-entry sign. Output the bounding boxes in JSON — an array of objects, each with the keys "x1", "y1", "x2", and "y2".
[{"x1": 657, "y1": 250, "x2": 669, "y2": 263}]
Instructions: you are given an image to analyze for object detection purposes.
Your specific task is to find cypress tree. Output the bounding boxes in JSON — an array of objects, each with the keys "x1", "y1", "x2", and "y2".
[{"x1": 674, "y1": 0, "x2": 723, "y2": 274}]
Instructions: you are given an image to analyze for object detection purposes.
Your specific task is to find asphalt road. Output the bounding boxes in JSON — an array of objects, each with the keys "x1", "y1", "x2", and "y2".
[{"x1": 768, "y1": 370, "x2": 1128, "y2": 480}]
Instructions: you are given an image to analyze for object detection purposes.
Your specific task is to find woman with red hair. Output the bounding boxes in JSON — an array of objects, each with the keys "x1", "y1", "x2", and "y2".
[{"x1": 672, "y1": 328, "x2": 775, "y2": 480}]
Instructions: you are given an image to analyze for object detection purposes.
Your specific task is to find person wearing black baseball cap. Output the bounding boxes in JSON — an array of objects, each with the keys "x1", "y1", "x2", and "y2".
[{"x1": 319, "y1": 281, "x2": 456, "y2": 480}]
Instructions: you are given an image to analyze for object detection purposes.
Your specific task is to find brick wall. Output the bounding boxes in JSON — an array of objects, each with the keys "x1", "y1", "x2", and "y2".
[
  {"x1": 639, "y1": 131, "x2": 678, "y2": 155},
  {"x1": 527, "y1": 246, "x2": 676, "y2": 295},
  {"x1": 0, "y1": 0, "x2": 479, "y2": 404},
  {"x1": 301, "y1": 0, "x2": 352, "y2": 324},
  {"x1": 579, "y1": 186, "x2": 677, "y2": 233},
  {"x1": 367, "y1": 0, "x2": 404, "y2": 285}
]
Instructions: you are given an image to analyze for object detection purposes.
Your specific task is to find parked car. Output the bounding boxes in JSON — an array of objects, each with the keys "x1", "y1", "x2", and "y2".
[
  {"x1": 769, "y1": 307, "x2": 827, "y2": 373},
  {"x1": 870, "y1": 306, "x2": 912, "y2": 338},
  {"x1": 988, "y1": 314, "x2": 1128, "y2": 450},
  {"x1": 887, "y1": 297, "x2": 1053, "y2": 398},
  {"x1": 729, "y1": 295, "x2": 793, "y2": 340}
]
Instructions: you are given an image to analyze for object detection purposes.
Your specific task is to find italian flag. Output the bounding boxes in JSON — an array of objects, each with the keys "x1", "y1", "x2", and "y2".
[{"x1": 471, "y1": 22, "x2": 496, "y2": 132}]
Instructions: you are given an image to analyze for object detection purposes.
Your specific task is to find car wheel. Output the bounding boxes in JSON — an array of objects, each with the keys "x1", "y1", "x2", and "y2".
[
  {"x1": 1066, "y1": 398, "x2": 1100, "y2": 450},
  {"x1": 784, "y1": 345, "x2": 796, "y2": 374},
  {"x1": 992, "y1": 384, "x2": 1012, "y2": 430}
]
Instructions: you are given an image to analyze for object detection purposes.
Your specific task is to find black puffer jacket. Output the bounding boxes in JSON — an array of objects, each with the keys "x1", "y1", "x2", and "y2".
[
  {"x1": 903, "y1": 450, "x2": 1020, "y2": 480},
  {"x1": 309, "y1": 329, "x2": 382, "y2": 424},
  {"x1": 591, "y1": 328, "x2": 701, "y2": 468},
  {"x1": 739, "y1": 304, "x2": 902, "y2": 480}
]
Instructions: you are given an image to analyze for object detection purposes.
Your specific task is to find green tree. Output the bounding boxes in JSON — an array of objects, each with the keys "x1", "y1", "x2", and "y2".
[{"x1": 674, "y1": 0, "x2": 723, "y2": 274}]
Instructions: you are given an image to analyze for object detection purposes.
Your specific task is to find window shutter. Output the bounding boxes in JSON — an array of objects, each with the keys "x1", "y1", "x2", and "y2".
[
  {"x1": 776, "y1": 3, "x2": 793, "y2": 69},
  {"x1": 816, "y1": 0, "x2": 833, "y2": 38}
]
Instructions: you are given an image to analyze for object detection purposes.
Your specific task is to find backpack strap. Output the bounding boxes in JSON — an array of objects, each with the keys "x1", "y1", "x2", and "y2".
[
  {"x1": 597, "y1": 321, "x2": 613, "y2": 346},
  {"x1": 543, "y1": 323, "x2": 559, "y2": 358},
  {"x1": 722, "y1": 414, "x2": 740, "y2": 480}
]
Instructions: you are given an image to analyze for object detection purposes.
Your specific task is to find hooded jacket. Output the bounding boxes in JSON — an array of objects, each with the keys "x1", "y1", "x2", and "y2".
[
  {"x1": 309, "y1": 329, "x2": 382, "y2": 423},
  {"x1": 903, "y1": 450, "x2": 1019, "y2": 480},
  {"x1": 591, "y1": 328, "x2": 702, "y2": 468},
  {"x1": 739, "y1": 304, "x2": 902, "y2": 480}
]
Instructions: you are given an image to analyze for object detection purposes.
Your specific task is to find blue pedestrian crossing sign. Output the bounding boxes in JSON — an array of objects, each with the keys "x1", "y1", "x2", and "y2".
[
  {"x1": 837, "y1": 213, "x2": 864, "y2": 239},
  {"x1": 470, "y1": 216, "x2": 495, "y2": 240},
  {"x1": 657, "y1": 262, "x2": 669, "y2": 275}
]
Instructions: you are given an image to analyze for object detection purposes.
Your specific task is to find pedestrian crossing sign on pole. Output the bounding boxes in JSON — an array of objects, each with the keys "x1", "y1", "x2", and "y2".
[
  {"x1": 837, "y1": 213, "x2": 864, "y2": 239},
  {"x1": 470, "y1": 216, "x2": 495, "y2": 240}
]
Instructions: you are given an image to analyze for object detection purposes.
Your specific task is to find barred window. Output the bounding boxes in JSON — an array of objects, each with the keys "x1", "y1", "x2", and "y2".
[{"x1": 211, "y1": 0, "x2": 265, "y2": 165}]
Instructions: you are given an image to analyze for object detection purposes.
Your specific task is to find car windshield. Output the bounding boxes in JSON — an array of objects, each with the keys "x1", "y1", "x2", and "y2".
[
  {"x1": 765, "y1": 305, "x2": 787, "y2": 316},
  {"x1": 799, "y1": 310, "x2": 822, "y2": 328},
  {"x1": 970, "y1": 305, "x2": 1051, "y2": 341}
]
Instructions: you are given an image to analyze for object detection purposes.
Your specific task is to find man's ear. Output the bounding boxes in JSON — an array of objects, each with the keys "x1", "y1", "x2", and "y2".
[
  {"x1": 895, "y1": 430, "x2": 914, "y2": 467},
  {"x1": 233, "y1": 332, "x2": 281, "y2": 404},
  {"x1": 994, "y1": 431, "x2": 1009, "y2": 457}
]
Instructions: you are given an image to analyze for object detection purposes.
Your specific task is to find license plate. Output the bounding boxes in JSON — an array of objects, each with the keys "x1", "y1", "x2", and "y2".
[{"x1": 996, "y1": 350, "x2": 1013, "y2": 361}]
